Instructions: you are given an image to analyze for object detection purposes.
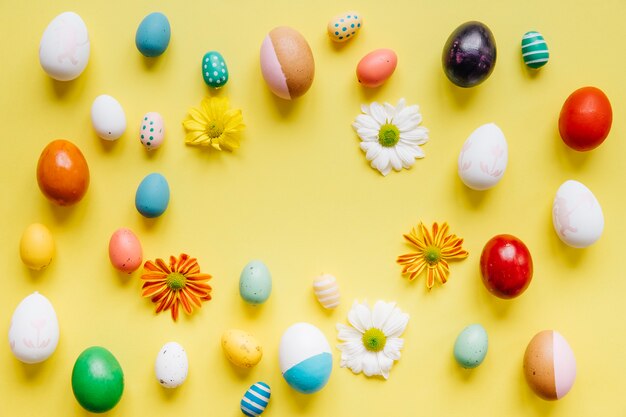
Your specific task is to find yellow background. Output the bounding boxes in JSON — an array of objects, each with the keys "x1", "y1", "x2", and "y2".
[{"x1": 1, "y1": 0, "x2": 624, "y2": 415}]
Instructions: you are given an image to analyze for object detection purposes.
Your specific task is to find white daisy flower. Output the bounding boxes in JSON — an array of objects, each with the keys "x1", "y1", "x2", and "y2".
[
  {"x1": 352, "y1": 98, "x2": 429, "y2": 176},
  {"x1": 336, "y1": 300, "x2": 409, "y2": 379}
]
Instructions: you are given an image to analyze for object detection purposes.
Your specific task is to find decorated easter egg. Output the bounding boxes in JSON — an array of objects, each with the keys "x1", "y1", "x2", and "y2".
[
  {"x1": 135, "y1": 173, "x2": 170, "y2": 218},
  {"x1": 241, "y1": 382, "x2": 271, "y2": 417},
  {"x1": 260, "y1": 26, "x2": 315, "y2": 100},
  {"x1": 327, "y1": 11, "x2": 362, "y2": 42},
  {"x1": 480, "y1": 234, "x2": 533, "y2": 299},
  {"x1": 8, "y1": 292, "x2": 59, "y2": 364},
  {"x1": 239, "y1": 260, "x2": 272, "y2": 305},
  {"x1": 221, "y1": 329, "x2": 263, "y2": 368},
  {"x1": 108, "y1": 228, "x2": 142, "y2": 273},
  {"x1": 552, "y1": 180, "x2": 604, "y2": 248},
  {"x1": 91, "y1": 95, "x2": 126, "y2": 140},
  {"x1": 559, "y1": 87, "x2": 612, "y2": 151},
  {"x1": 39, "y1": 12, "x2": 90, "y2": 81},
  {"x1": 443, "y1": 21, "x2": 497, "y2": 88},
  {"x1": 202, "y1": 51, "x2": 229, "y2": 88},
  {"x1": 524, "y1": 330, "x2": 576, "y2": 400},
  {"x1": 458, "y1": 123, "x2": 508, "y2": 190},
  {"x1": 312, "y1": 274, "x2": 340, "y2": 309},
  {"x1": 356, "y1": 49, "x2": 397, "y2": 88},
  {"x1": 72, "y1": 346, "x2": 124, "y2": 413},
  {"x1": 521, "y1": 31, "x2": 549, "y2": 69},
  {"x1": 140, "y1": 112, "x2": 164, "y2": 150},
  {"x1": 37, "y1": 139, "x2": 90, "y2": 206},
  {"x1": 20, "y1": 223, "x2": 55, "y2": 271},
  {"x1": 155, "y1": 342, "x2": 188, "y2": 388},
  {"x1": 454, "y1": 324, "x2": 488, "y2": 369},
  {"x1": 135, "y1": 12, "x2": 171, "y2": 57},
  {"x1": 279, "y1": 322, "x2": 332, "y2": 394}
]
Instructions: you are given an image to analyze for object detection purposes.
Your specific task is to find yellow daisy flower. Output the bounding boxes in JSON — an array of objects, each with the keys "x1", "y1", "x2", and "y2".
[
  {"x1": 182, "y1": 97, "x2": 245, "y2": 150},
  {"x1": 397, "y1": 222, "x2": 468, "y2": 289}
]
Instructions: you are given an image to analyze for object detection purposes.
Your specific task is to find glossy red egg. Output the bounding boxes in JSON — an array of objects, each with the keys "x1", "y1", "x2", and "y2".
[
  {"x1": 558, "y1": 86, "x2": 612, "y2": 151},
  {"x1": 480, "y1": 234, "x2": 533, "y2": 299},
  {"x1": 37, "y1": 139, "x2": 90, "y2": 206}
]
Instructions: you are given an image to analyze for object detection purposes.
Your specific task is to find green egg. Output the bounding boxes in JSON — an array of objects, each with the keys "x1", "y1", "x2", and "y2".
[
  {"x1": 202, "y1": 51, "x2": 229, "y2": 88},
  {"x1": 71, "y1": 346, "x2": 124, "y2": 413},
  {"x1": 521, "y1": 31, "x2": 549, "y2": 69},
  {"x1": 239, "y1": 260, "x2": 272, "y2": 305},
  {"x1": 454, "y1": 324, "x2": 488, "y2": 369}
]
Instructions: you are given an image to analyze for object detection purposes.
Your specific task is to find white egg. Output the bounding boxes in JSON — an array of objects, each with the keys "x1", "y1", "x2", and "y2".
[
  {"x1": 39, "y1": 12, "x2": 90, "y2": 81},
  {"x1": 91, "y1": 95, "x2": 127, "y2": 140},
  {"x1": 458, "y1": 123, "x2": 508, "y2": 190},
  {"x1": 552, "y1": 180, "x2": 604, "y2": 248},
  {"x1": 8, "y1": 292, "x2": 59, "y2": 364},
  {"x1": 155, "y1": 342, "x2": 188, "y2": 388}
]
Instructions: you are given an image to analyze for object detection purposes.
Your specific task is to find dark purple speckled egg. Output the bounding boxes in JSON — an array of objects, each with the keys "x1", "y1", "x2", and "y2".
[{"x1": 442, "y1": 21, "x2": 496, "y2": 88}]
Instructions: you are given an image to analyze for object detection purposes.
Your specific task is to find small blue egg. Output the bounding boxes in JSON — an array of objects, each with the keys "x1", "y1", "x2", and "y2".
[
  {"x1": 135, "y1": 173, "x2": 170, "y2": 218},
  {"x1": 454, "y1": 324, "x2": 488, "y2": 369},
  {"x1": 239, "y1": 260, "x2": 272, "y2": 305},
  {"x1": 135, "y1": 12, "x2": 171, "y2": 57}
]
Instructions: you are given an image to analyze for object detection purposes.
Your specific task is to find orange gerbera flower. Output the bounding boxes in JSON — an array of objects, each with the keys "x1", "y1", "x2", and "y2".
[
  {"x1": 397, "y1": 222, "x2": 468, "y2": 289},
  {"x1": 141, "y1": 253, "x2": 212, "y2": 321}
]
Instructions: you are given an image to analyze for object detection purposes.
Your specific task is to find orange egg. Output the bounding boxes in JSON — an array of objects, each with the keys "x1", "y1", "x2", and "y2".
[
  {"x1": 356, "y1": 48, "x2": 397, "y2": 88},
  {"x1": 108, "y1": 228, "x2": 142, "y2": 273},
  {"x1": 36, "y1": 140, "x2": 90, "y2": 206}
]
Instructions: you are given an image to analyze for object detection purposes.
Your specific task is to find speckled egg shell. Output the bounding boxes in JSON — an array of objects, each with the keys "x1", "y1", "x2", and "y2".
[
  {"x1": 239, "y1": 260, "x2": 272, "y2": 305},
  {"x1": 221, "y1": 329, "x2": 263, "y2": 368},
  {"x1": 108, "y1": 228, "x2": 142, "y2": 274},
  {"x1": 202, "y1": 51, "x2": 229, "y2": 88},
  {"x1": 453, "y1": 324, "x2": 488, "y2": 369},
  {"x1": 140, "y1": 112, "x2": 164, "y2": 150},
  {"x1": 312, "y1": 274, "x2": 340, "y2": 309},
  {"x1": 241, "y1": 382, "x2": 271, "y2": 417},
  {"x1": 327, "y1": 11, "x2": 362, "y2": 42},
  {"x1": 155, "y1": 342, "x2": 188, "y2": 388},
  {"x1": 356, "y1": 49, "x2": 397, "y2": 88},
  {"x1": 91, "y1": 95, "x2": 127, "y2": 141},
  {"x1": 522, "y1": 31, "x2": 549, "y2": 69}
]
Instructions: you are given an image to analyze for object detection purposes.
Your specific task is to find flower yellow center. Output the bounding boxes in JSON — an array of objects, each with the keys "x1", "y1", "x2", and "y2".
[
  {"x1": 362, "y1": 328, "x2": 387, "y2": 352},
  {"x1": 424, "y1": 246, "x2": 442, "y2": 265},
  {"x1": 207, "y1": 121, "x2": 224, "y2": 139},
  {"x1": 378, "y1": 123, "x2": 400, "y2": 147},
  {"x1": 166, "y1": 272, "x2": 187, "y2": 290}
]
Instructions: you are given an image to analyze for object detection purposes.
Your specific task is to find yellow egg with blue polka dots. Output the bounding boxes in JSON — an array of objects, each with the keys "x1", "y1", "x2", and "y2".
[{"x1": 327, "y1": 11, "x2": 362, "y2": 43}]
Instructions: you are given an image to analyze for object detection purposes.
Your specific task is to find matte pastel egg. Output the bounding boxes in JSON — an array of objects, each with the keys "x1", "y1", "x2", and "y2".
[
  {"x1": 524, "y1": 330, "x2": 576, "y2": 400},
  {"x1": 20, "y1": 223, "x2": 55, "y2": 271},
  {"x1": 135, "y1": 12, "x2": 171, "y2": 57},
  {"x1": 37, "y1": 139, "x2": 90, "y2": 206},
  {"x1": 155, "y1": 342, "x2": 188, "y2": 388},
  {"x1": 91, "y1": 95, "x2": 126, "y2": 140},
  {"x1": 72, "y1": 346, "x2": 124, "y2": 413},
  {"x1": 222, "y1": 329, "x2": 263, "y2": 368},
  {"x1": 108, "y1": 228, "x2": 142, "y2": 273},
  {"x1": 241, "y1": 382, "x2": 271, "y2": 416},
  {"x1": 39, "y1": 11, "x2": 90, "y2": 81},
  {"x1": 239, "y1": 260, "x2": 272, "y2": 305},
  {"x1": 453, "y1": 324, "x2": 488, "y2": 369},
  {"x1": 135, "y1": 173, "x2": 170, "y2": 218},
  {"x1": 8, "y1": 292, "x2": 59, "y2": 364},
  {"x1": 202, "y1": 51, "x2": 229, "y2": 88},
  {"x1": 552, "y1": 180, "x2": 604, "y2": 248},
  {"x1": 312, "y1": 274, "x2": 340, "y2": 309},
  {"x1": 140, "y1": 112, "x2": 164, "y2": 150},
  {"x1": 260, "y1": 26, "x2": 315, "y2": 100},
  {"x1": 521, "y1": 31, "x2": 549, "y2": 69},
  {"x1": 356, "y1": 48, "x2": 397, "y2": 88},
  {"x1": 327, "y1": 11, "x2": 362, "y2": 42},
  {"x1": 279, "y1": 322, "x2": 332, "y2": 394},
  {"x1": 458, "y1": 123, "x2": 508, "y2": 190}
]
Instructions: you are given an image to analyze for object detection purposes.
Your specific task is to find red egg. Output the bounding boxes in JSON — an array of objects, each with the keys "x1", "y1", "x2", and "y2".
[
  {"x1": 558, "y1": 86, "x2": 612, "y2": 151},
  {"x1": 36, "y1": 140, "x2": 90, "y2": 206},
  {"x1": 108, "y1": 228, "x2": 143, "y2": 273},
  {"x1": 480, "y1": 234, "x2": 533, "y2": 299},
  {"x1": 356, "y1": 48, "x2": 397, "y2": 88}
]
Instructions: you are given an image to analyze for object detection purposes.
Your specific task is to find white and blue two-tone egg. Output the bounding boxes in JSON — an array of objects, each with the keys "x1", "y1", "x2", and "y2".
[{"x1": 279, "y1": 322, "x2": 332, "y2": 394}]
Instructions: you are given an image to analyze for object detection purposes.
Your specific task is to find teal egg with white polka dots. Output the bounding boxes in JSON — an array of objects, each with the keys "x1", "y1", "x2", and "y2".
[
  {"x1": 327, "y1": 11, "x2": 362, "y2": 43},
  {"x1": 202, "y1": 51, "x2": 229, "y2": 88}
]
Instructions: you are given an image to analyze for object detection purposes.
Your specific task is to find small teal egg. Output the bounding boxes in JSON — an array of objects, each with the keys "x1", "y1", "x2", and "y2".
[
  {"x1": 240, "y1": 382, "x2": 271, "y2": 416},
  {"x1": 135, "y1": 173, "x2": 170, "y2": 218},
  {"x1": 202, "y1": 51, "x2": 229, "y2": 88},
  {"x1": 239, "y1": 260, "x2": 272, "y2": 305},
  {"x1": 135, "y1": 12, "x2": 171, "y2": 57},
  {"x1": 521, "y1": 31, "x2": 549, "y2": 69},
  {"x1": 453, "y1": 324, "x2": 488, "y2": 369}
]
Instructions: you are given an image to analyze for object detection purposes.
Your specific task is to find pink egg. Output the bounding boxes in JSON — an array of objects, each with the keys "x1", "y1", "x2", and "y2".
[
  {"x1": 356, "y1": 48, "x2": 397, "y2": 88},
  {"x1": 140, "y1": 112, "x2": 164, "y2": 150},
  {"x1": 108, "y1": 228, "x2": 143, "y2": 273}
]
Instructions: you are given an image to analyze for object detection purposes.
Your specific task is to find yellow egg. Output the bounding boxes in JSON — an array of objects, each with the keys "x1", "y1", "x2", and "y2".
[
  {"x1": 19, "y1": 223, "x2": 55, "y2": 270},
  {"x1": 221, "y1": 329, "x2": 262, "y2": 368}
]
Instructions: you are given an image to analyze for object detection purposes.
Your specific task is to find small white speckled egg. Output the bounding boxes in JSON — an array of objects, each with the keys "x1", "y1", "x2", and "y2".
[
  {"x1": 327, "y1": 11, "x2": 362, "y2": 42},
  {"x1": 155, "y1": 342, "x2": 188, "y2": 388},
  {"x1": 91, "y1": 95, "x2": 126, "y2": 140},
  {"x1": 140, "y1": 112, "x2": 164, "y2": 150}
]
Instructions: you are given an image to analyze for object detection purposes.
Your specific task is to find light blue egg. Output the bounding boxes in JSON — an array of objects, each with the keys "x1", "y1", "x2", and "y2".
[
  {"x1": 454, "y1": 324, "x2": 488, "y2": 369},
  {"x1": 135, "y1": 173, "x2": 170, "y2": 218},
  {"x1": 135, "y1": 12, "x2": 171, "y2": 57},
  {"x1": 240, "y1": 382, "x2": 270, "y2": 416},
  {"x1": 239, "y1": 260, "x2": 272, "y2": 305}
]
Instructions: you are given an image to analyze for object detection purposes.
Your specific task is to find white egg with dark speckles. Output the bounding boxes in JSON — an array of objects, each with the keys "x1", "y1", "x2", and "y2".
[{"x1": 155, "y1": 342, "x2": 188, "y2": 388}]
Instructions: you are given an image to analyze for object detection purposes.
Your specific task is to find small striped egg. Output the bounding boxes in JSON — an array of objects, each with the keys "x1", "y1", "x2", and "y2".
[
  {"x1": 327, "y1": 11, "x2": 362, "y2": 42},
  {"x1": 521, "y1": 31, "x2": 549, "y2": 69},
  {"x1": 313, "y1": 274, "x2": 340, "y2": 309},
  {"x1": 240, "y1": 382, "x2": 271, "y2": 416}
]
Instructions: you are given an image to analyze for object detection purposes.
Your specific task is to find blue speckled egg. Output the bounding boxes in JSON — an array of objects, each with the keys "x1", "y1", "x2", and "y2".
[
  {"x1": 240, "y1": 382, "x2": 270, "y2": 416},
  {"x1": 135, "y1": 12, "x2": 171, "y2": 57},
  {"x1": 454, "y1": 324, "x2": 488, "y2": 369},
  {"x1": 135, "y1": 173, "x2": 170, "y2": 218},
  {"x1": 239, "y1": 260, "x2": 272, "y2": 305}
]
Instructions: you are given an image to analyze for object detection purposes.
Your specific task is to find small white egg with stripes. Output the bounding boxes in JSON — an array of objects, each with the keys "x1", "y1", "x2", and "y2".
[
  {"x1": 240, "y1": 382, "x2": 271, "y2": 416},
  {"x1": 521, "y1": 31, "x2": 549, "y2": 69},
  {"x1": 313, "y1": 274, "x2": 340, "y2": 309}
]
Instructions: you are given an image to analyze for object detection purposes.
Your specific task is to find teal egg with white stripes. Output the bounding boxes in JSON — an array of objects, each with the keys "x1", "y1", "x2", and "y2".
[
  {"x1": 279, "y1": 322, "x2": 333, "y2": 394},
  {"x1": 202, "y1": 51, "x2": 229, "y2": 88},
  {"x1": 521, "y1": 31, "x2": 549, "y2": 69},
  {"x1": 240, "y1": 382, "x2": 271, "y2": 416}
]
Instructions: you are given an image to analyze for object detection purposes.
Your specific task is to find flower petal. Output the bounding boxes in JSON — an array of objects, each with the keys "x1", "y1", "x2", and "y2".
[
  {"x1": 362, "y1": 351, "x2": 382, "y2": 377},
  {"x1": 382, "y1": 308, "x2": 409, "y2": 338},
  {"x1": 356, "y1": 127, "x2": 379, "y2": 142},
  {"x1": 354, "y1": 114, "x2": 380, "y2": 131},
  {"x1": 395, "y1": 143, "x2": 416, "y2": 168},
  {"x1": 337, "y1": 323, "x2": 363, "y2": 341},
  {"x1": 372, "y1": 301, "x2": 396, "y2": 330},
  {"x1": 347, "y1": 301, "x2": 373, "y2": 332},
  {"x1": 383, "y1": 337, "x2": 405, "y2": 360},
  {"x1": 383, "y1": 102, "x2": 396, "y2": 120},
  {"x1": 372, "y1": 148, "x2": 391, "y2": 176},
  {"x1": 377, "y1": 351, "x2": 395, "y2": 379},
  {"x1": 389, "y1": 149, "x2": 403, "y2": 171},
  {"x1": 369, "y1": 102, "x2": 387, "y2": 125}
]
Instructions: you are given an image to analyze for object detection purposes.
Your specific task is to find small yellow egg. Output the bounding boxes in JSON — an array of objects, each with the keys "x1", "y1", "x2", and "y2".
[
  {"x1": 19, "y1": 223, "x2": 55, "y2": 270},
  {"x1": 221, "y1": 329, "x2": 262, "y2": 368}
]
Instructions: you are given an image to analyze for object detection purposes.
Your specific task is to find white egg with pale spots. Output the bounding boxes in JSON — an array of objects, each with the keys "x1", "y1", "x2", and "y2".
[
  {"x1": 39, "y1": 12, "x2": 90, "y2": 81},
  {"x1": 552, "y1": 180, "x2": 604, "y2": 248},
  {"x1": 91, "y1": 95, "x2": 127, "y2": 140},
  {"x1": 155, "y1": 342, "x2": 188, "y2": 388},
  {"x1": 458, "y1": 123, "x2": 508, "y2": 190}
]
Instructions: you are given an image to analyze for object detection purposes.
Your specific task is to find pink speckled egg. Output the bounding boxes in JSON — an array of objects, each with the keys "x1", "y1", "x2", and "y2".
[
  {"x1": 108, "y1": 228, "x2": 143, "y2": 273},
  {"x1": 140, "y1": 112, "x2": 164, "y2": 150}
]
